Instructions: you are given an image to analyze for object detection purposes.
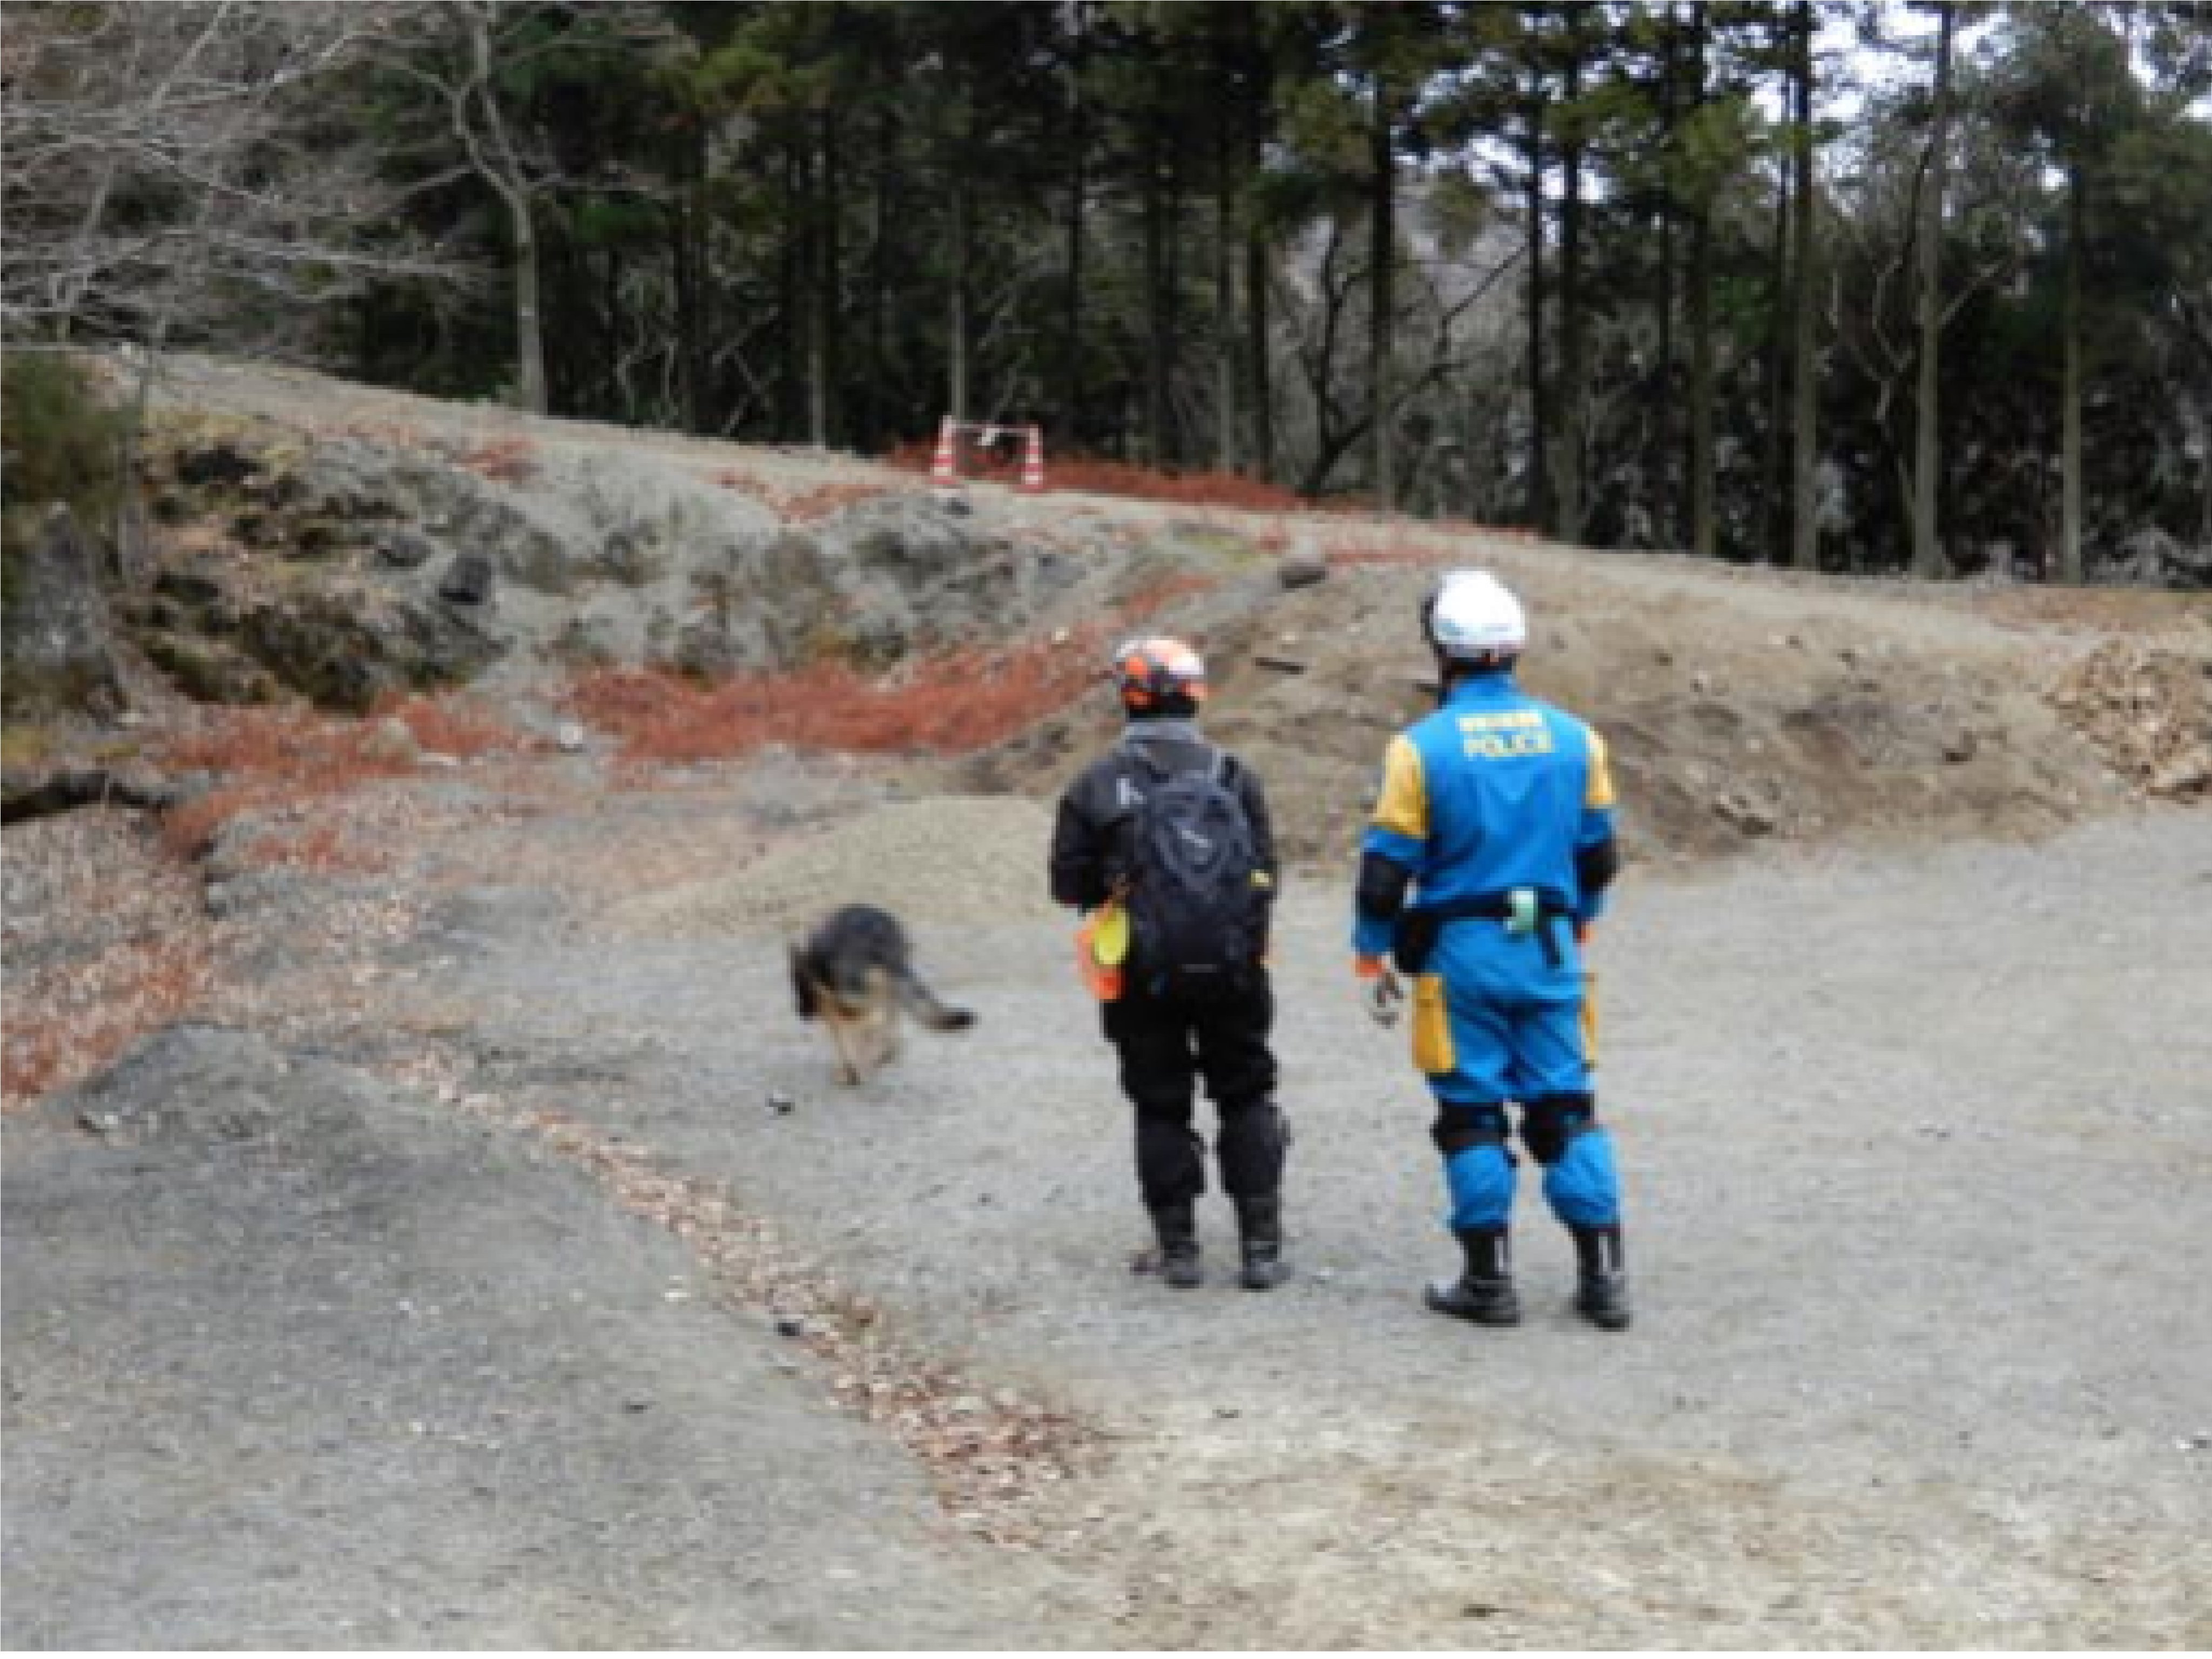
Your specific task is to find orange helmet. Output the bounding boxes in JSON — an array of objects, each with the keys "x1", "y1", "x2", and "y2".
[{"x1": 1112, "y1": 635, "x2": 1208, "y2": 717}]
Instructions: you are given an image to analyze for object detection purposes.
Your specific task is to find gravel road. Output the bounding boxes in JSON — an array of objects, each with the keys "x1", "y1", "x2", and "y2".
[
  {"x1": 2, "y1": 1025, "x2": 1113, "y2": 1649},
  {"x1": 8, "y1": 777, "x2": 2208, "y2": 1648},
  {"x1": 372, "y1": 792, "x2": 2212, "y2": 1643}
]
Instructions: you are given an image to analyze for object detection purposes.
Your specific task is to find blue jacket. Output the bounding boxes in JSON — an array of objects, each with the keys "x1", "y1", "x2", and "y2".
[{"x1": 1354, "y1": 670, "x2": 1617, "y2": 959}]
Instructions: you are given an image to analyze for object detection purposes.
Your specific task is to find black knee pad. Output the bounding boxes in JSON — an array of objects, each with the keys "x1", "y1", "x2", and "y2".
[
  {"x1": 1432, "y1": 1102, "x2": 1510, "y2": 1158},
  {"x1": 1220, "y1": 1094, "x2": 1284, "y2": 1131},
  {"x1": 1218, "y1": 1098, "x2": 1289, "y2": 1195},
  {"x1": 1520, "y1": 1093, "x2": 1597, "y2": 1166},
  {"x1": 1133, "y1": 1092, "x2": 1196, "y2": 1124}
]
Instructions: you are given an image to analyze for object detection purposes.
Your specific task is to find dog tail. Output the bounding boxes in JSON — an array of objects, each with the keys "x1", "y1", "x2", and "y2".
[{"x1": 894, "y1": 968, "x2": 976, "y2": 1032}]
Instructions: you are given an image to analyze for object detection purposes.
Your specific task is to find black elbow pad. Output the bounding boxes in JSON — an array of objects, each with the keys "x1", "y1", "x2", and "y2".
[
  {"x1": 1355, "y1": 851, "x2": 1414, "y2": 925},
  {"x1": 1575, "y1": 835, "x2": 1621, "y2": 897}
]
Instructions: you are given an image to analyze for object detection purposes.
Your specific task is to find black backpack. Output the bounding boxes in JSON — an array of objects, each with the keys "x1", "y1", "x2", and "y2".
[{"x1": 1124, "y1": 747, "x2": 1263, "y2": 996}]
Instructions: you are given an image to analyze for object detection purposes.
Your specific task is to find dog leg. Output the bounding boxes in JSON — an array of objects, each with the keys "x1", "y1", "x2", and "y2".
[
  {"x1": 850, "y1": 970, "x2": 894, "y2": 1084},
  {"x1": 824, "y1": 1008, "x2": 862, "y2": 1086}
]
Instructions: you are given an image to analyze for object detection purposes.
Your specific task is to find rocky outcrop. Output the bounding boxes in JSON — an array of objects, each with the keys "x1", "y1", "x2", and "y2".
[
  {"x1": 1, "y1": 760, "x2": 178, "y2": 825},
  {"x1": 235, "y1": 582, "x2": 504, "y2": 712},
  {"x1": 122, "y1": 413, "x2": 1139, "y2": 712},
  {"x1": 668, "y1": 497, "x2": 1066, "y2": 677},
  {"x1": 119, "y1": 554, "x2": 505, "y2": 712},
  {"x1": 2, "y1": 506, "x2": 127, "y2": 718}
]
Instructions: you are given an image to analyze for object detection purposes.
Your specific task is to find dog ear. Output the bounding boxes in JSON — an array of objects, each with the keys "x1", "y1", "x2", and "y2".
[{"x1": 790, "y1": 942, "x2": 818, "y2": 1019}]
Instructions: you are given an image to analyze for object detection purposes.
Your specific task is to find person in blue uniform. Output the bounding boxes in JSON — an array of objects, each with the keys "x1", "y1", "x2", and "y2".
[{"x1": 1352, "y1": 570, "x2": 1630, "y2": 1330}]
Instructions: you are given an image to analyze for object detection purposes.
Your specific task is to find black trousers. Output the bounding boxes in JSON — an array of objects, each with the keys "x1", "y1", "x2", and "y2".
[{"x1": 1104, "y1": 972, "x2": 1284, "y2": 1209}]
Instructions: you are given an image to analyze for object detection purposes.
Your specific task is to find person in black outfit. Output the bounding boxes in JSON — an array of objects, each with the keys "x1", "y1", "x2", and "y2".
[{"x1": 1050, "y1": 636, "x2": 1290, "y2": 1292}]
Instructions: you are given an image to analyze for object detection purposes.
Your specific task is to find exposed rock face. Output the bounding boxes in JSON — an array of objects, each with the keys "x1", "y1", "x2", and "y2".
[
  {"x1": 285, "y1": 436, "x2": 781, "y2": 596},
  {"x1": 436, "y1": 551, "x2": 496, "y2": 606},
  {"x1": 120, "y1": 414, "x2": 1135, "y2": 712},
  {"x1": 238, "y1": 582, "x2": 506, "y2": 713},
  {"x1": 372, "y1": 527, "x2": 443, "y2": 570},
  {"x1": 1, "y1": 505, "x2": 127, "y2": 718}
]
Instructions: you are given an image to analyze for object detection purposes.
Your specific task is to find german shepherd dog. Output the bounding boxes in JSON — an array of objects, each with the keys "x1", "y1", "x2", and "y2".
[{"x1": 788, "y1": 904, "x2": 977, "y2": 1085}]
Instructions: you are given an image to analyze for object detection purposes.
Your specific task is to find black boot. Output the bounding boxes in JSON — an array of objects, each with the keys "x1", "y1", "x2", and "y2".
[
  {"x1": 1570, "y1": 1224, "x2": 1633, "y2": 1330},
  {"x1": 1149, "y1": 1201, "x2": 1203, "y2": 1289},
  {"x1": 1424, "y1": 1227, "x2": 1521, "y2": 1326},
  {"x1": 1233, "y1": 1195, "x2": 1290, "y2": 1291}
]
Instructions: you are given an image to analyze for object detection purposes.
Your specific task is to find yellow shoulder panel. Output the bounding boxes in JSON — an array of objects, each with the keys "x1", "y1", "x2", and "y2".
[
  {"x1": 1372, "y1": 733, "x2": 1430, "y2": 839},
  {"x1": 1584, "y1": 727, "x2": 1618, "y2": 810}
]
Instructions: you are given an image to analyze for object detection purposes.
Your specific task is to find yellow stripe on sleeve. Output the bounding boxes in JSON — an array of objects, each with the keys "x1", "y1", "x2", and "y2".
[
  {"x1": 1584, "y1": 727, "x2": 1617, "y2": 810},
  {"x1": 1372, "y1": 733, "x2": 1430, "y2": 840}
]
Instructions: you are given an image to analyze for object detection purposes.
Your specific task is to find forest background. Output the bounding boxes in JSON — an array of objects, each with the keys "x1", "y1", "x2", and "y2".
[{"x1": 6, "y1": 0, "x2": 2210, "y2": 587}]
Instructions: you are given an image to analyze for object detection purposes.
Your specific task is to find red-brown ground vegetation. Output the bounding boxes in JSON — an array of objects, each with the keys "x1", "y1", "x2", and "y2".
[
  {"x1": 154, "y1": 694, "x2": 529, "y2": 862},
  {"x1": 564, "y1": 635, "x2": 1110, "y2": 766}
]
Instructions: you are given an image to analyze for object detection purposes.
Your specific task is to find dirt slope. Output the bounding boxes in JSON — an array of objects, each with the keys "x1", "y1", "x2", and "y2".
[
  {"x1": 948, "y1": 538, "x2": 2208, "y2": 870},
  {"x1": 132, "y1": 352, "x2": 2212, "y2": 872}
]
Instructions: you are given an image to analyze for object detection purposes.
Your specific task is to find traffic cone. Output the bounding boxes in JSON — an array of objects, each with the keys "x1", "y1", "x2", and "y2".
[
  {"x1": 1020, "y1": 425, "x2": 1046, "y2": 493},
  {"x1": 930, "y1": 417, "x2": 957, "y2": 485}
]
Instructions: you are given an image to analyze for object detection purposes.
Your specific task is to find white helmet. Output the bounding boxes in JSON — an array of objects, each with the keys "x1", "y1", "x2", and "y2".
[{"x1": 1424, "y1": 569, "x2": 1527, "y2": 662}]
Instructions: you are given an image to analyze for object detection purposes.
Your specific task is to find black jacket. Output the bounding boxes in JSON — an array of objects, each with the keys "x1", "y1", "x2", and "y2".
[{"x1": 1049, "y1": 719, "x2": 1279, "y2": 912}]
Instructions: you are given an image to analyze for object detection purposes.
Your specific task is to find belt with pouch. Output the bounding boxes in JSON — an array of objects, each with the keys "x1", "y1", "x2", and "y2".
[{"x1": 1392, "y1": 888, "x2": 1575, "y2": 974}]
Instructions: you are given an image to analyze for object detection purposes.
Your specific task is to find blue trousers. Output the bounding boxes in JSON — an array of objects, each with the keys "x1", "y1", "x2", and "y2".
[{"x1": 1412, "y1": 918, "x2": 1621, "y2": 1233}]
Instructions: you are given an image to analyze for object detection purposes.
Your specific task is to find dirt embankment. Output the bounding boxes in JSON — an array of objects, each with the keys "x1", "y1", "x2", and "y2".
[
  {"x1": 103, "y1": 352, "x2": 2212, "y2": 873},
  {"x1": 951, "y1": 537, "x2": 2208, "y2": 873}
]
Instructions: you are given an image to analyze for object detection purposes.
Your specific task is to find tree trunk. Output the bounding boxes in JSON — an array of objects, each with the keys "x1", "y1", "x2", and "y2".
[
  {"x1": 1245, "y1": 99, "x2": 1273, "y2": 481},
  {"x1": 675, "y1": 135, "x2": 709, "y2": 435},
  {"x1": 1215, "y1": 125, "x2": 1238, "y2": 475},
  {"x1": 865, "y1": 110, "x2": 895, "y2": 453},
  {"x1": 1788, "y1": 0, "x2": 1819, "y2": 570},
  {"x1": 1164, "y1": 155, "x2": 1185, "y2": 464},
  {"x1": 948, "y1": 173, "x2": 970, "y2": 424},
  {"x1": 1909, "y1": 1, "x2": 1953, "y2": 579},
  {"x1": 1553, "y1": 31, "x2": 1587, "y2": 543},
  {"x1": 805, "y1": 125, "x2": 826, "y2": 448},
  {"x1": 1062, "y1": 1, "x2": 1088, "y2": 453},
  {"x1": 1523, "y1": 99, "x2": 1550, "y2": 532},
  {"x1": 810, "y1": 110, "x2": 839, "y2": 449},
  {"x1": 1654, "y1": 4, "x2": 1681, "y2": 548},
  {"x1": 1690, "y1": 201, "x2": 1717, "y2": 561},
  {"x1": 1143, "y1": 126, "x2": 1169, "y2": 466},
  {"x1": 508, "y1": 193, "x2": 548, "y2": 416},
  {"x1": 1760, "y1": 156, "x2": 1790, "y2": 561},
  {"x1": 600, "y1": 242, "x2": 621, "y2": 417},
  {"x1": 1236, "y1": 11, "x2": 1272, "y2": 481},
  {"x1": 458, "y1": 4, "x2": 545, "y2": 414},
  {"x1": 1246, "y1": 238, "x2": 1272, "y2": 481},
  {"x1": 779, "y1": 138, "x2": 802, "y2": 438},
  {"x1": 2060, "y1": 161, "x2": 2085, "y2": 584},
  {"x1": 1370, "y1": 75, "x2": 1398, "y2": 513}
]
